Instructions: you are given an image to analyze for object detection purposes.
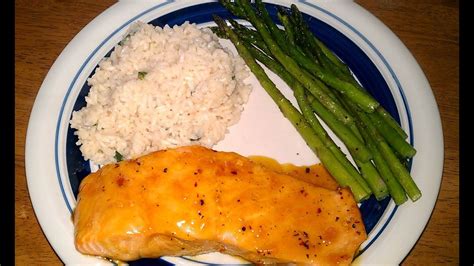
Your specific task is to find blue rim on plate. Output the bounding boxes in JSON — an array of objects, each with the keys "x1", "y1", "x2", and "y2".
[{"x1": 58, "y1": 1, "x2": 413, "y2": 264}]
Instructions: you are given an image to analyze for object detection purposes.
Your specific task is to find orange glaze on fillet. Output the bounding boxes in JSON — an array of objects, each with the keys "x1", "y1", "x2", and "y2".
[{"x1": 74, "y1": 145, "x2": 366, "y2": 264}]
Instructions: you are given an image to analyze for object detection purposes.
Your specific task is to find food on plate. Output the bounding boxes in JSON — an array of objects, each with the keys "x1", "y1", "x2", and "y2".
[
  {"x1": 74, "y1": 146, "x2": 367, "y2": 264},
  {"x1": 212, "y1": 0, "x2": 421, "y2": 205},
  {"x1": 69, "y1": 1, "x2": 422, "y2": 264},
  {"x1": 248, "y1": 155, "x2": 340, "y2": 190},
  {"x1": 70, "y1": 22, "x2": 252, "y2": 165}
]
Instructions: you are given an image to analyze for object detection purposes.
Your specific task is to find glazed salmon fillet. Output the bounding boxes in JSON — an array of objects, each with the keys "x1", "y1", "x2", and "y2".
[{"x1": 74, "y1": 146, "x2": 366, "y2": 264}]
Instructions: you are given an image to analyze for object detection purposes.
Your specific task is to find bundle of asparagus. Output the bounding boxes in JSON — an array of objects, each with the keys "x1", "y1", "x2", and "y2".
[{"x1": 211, "y1": 0, "x2": 421, "y2": 204}]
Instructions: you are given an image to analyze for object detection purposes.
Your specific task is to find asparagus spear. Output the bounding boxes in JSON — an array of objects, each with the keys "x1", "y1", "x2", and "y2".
[
  {"x1": 217, "y1": 13, "x2": 368, "y2": 143},
  {"x1": 290, "y1": 4, "x2": 352, "y2": 77},
  {"x1": 240, "y1": 39, "x2": 387, "y2": 198},
  {"x1": 215, "y1": 1, "x2": 420, "y2": 203},
  {"x1": 227, "y1": 18, "x2": 273, "y2": 55},
  {"x1": 282, "y1": 10, "x2": 414, "y2": 200},
  {"x1": 352, "y1": 157, "x2": 389, "y2": 201},
  {"x1": 213, "y1": 15, "x2": 370, "y2": 202},
  {"x1": 333, "y1": 91, "x2": 409, "y2": 204},
  {"x1": 368, "y1": 111, "x2": 416, "y2": 158},
  {"x1": 284, "y1": 9, "x2": 343, "y2": 79},
  {"x1": 217, "y1": 20, "x2": 366, "y2": 143},
  {"x1": 233, "y1": 0, "x2": 372, "y2": 126},
  {"x1": 308, "y1": 90, "x2": 392, "y2": 202},
  {"x1": 343, "y1": 97, "x2": 421, "y2": 202},
  {"x1": 241, "y1": 38, "x2": 372, "y2": 163},
  {"x1": 374, "y1": 107, "x2": 409, "y2": 139},
  {"x1": 247, "y1": 39, "x2": 387, "y2": 200},
  {"x1": 305, "y1": 35, "x2": 414, "y2": 156},
  {"x1": 209, "y1": 26, "x2": 227, "y2": 38},
  {"x1": 289, "y1": 3, "x2": 409, "y2": 141},
  {"x1": 231, "y1": 0, "x2": 380, "y2": 113},
  {"x1": 276, "y1": 10, "x2": 296, "y2": 47},
  {"x1": 254, "y1": 0, "x2": 290, "y2": 52},
  {"x1": 306, "y1": 94, "x2": 371, "y2": 161},
  {"x1": 294, "y1": 85, "x2": 372, "y2": 195},
  {"x1": 219, "y1": 0, "x2": 247, "y2": 18},
  {"x1": 359, "y1": 123, "x2": 408, "y2": 205},
  {"x1": 214, "y1": 23, "x2": 362, "y2": 129}
]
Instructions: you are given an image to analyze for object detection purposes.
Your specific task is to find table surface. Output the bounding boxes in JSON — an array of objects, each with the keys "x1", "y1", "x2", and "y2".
[{"x1": 15, "y1": 0, "x2": 459, "y2": 265}]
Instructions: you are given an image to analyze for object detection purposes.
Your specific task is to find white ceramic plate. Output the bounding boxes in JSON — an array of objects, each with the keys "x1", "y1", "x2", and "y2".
[{"x1": 25, "y1": 0, "x2": 443, "y2": 264}]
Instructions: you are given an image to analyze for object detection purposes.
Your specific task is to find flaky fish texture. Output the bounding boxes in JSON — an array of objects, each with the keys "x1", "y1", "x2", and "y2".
[{"x1": 74, "y1": 145, "x2": 366, "y2": 264}]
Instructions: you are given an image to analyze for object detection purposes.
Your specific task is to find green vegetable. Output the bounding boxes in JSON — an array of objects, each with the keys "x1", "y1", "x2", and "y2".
[
  {"x1": 289, "y1": 3, "x2": 409, "y2": 144},
  {"x1": 227, "y1": 18, "x2": 272, "y2": 55},
  {"x1": 219, "y1": 0, "x2": 247, "y2": 18},
  {"x1": 138, "y1": 71, "x2": 147, "y2": 80},
  {"x1": 241, "y1": 40, "x2": 374, "y2": 193},
  {"x1": 214, "y1": 15, "x2": 370, "y2": 202},
  {"x1": 228, "y1": 1, "x2": 359, "y2": 127},
  {"x1": 344, "y1": 98, "x2": 421, "y2": 202},
  {"x1": 375, "y1": 107, "x2": 409, "y2": 139},
  {"x1": 368, "y1": 111, "x2": 416, "y2": 158},
  {"x1": 114, "y1": 151, "x2": 124, "y2": 162},
  {"x1": 209, "y1": 26, "x2": 227, "y2": 38},
  {"x1": 248, "y1": 0, "x2": 379, "y2": 113},
  {"x1": 352, "y1": 158, "x2": 389, "y2": 201},
  {"x1": 293, "y1": 2, "x2": 409, "y2": 141},
  {"x1": 290, "y1": 4, "x2": 352, "y2": 77},
  {"x1": 118, "y1": 33, "x2": 131, "y2": 46},
  {"x1": 295, "y1": 87, "x2": 372, "y2": 195},
  {"x1": 214, "y1": 1, "x2": 421, "y2": 204},
  {"x1": 242, "y1": 40, "x2": 388, "y2": 197},
  {"x1": 254, "y1": 0, "x2": 290, "y2": 53},
  {"x1": 292, "y1": 3, "x2": 417, "y2": 200},
  {"x1": 276, "y1": 10, "x2": 296, "y2": 47},
  {"x1": 359, "y1": 122, "x2": 408, "y2": 205}
]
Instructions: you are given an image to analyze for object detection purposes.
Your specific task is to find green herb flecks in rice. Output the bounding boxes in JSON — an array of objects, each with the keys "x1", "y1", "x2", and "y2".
[
  {"x1": 138, "y1": 71, "x2": 147, "y2": 80},
  {"x1": 114, "y1": 151, "x2": 124, "y2": 162}
]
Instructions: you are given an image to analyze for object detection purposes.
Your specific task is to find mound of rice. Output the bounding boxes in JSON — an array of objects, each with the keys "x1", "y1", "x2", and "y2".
[{"x1": 70, "y1": 22, "x2": 252, "y2": 165}]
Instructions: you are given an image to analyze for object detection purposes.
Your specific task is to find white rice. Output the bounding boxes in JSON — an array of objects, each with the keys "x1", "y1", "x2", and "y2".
[{"x1": 70, "y1": 22, "x2": 252, "y2": 165}]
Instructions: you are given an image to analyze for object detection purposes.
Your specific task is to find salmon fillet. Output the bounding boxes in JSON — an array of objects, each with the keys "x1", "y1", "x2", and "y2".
[{"x1": 74, "y1": 145, "x2": 366, "y2": 264}]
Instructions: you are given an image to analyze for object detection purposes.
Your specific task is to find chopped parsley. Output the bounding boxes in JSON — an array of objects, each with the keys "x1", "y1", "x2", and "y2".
[
  {"x1": 138, "y1": 71, "x2": 148, "y2": 80},
  {"x1": 114, "y1": 151, "x2": 124, "y2": 162},
  {"x1": 118, "y1": 33, "x2": 131, "y2": 46}
]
